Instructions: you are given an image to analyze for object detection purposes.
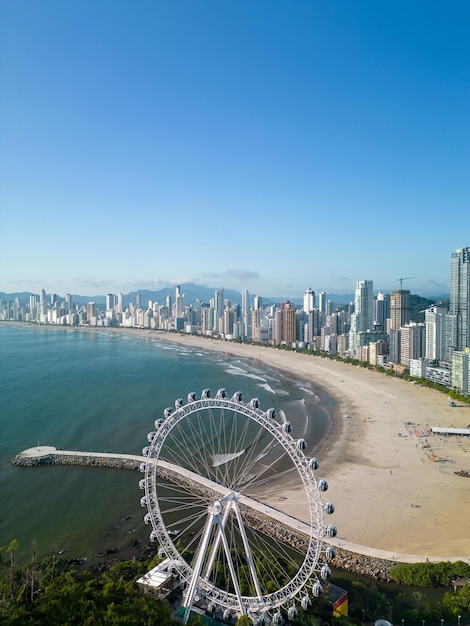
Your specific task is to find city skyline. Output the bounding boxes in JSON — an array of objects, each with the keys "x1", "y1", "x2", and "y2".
[
  {"x1": 2, "y1": 247, "x2": 469, "y2": 394},
  {"x1": 1, "y1": 1, "x2": 469, "y2": 297}
]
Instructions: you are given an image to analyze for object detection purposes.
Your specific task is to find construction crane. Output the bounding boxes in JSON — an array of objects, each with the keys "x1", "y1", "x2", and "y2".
[{"x1": 396, "y1": 276, "x2": 415, "y2": 289}]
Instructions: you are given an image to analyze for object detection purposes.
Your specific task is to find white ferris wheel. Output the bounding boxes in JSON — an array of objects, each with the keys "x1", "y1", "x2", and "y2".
[{"x1": 139, "y1": 388, "x2": 337, "y2": 625}]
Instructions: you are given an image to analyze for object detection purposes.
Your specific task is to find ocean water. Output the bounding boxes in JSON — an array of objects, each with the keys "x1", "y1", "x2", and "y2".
[{"x1": 0, "y1": 324, "x2": 332, "y2": 565}]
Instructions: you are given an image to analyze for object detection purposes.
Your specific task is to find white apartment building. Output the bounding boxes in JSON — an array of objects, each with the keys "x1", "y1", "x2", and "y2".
[{"x1": 425, "y1": 304, "x2": 447, "y2": 362}]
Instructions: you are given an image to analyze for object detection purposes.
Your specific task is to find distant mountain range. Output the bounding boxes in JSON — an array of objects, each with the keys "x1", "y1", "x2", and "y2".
[{"x1": 0, "y1": 283, "x2": 450, "y2": 312}]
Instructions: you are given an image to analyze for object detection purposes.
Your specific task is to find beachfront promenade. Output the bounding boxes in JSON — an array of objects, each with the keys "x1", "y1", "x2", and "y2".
[{"x1": 11, "y1": 446, "x2": 468, "y2": 571}]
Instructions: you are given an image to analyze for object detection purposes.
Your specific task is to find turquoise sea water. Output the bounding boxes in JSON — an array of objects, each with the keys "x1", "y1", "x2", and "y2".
[{"x1": 0, "y1": 324, "x2": 332, "y2": 565}]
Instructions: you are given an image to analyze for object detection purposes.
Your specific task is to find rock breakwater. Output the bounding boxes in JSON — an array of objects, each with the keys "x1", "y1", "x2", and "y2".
[{"x1": 11, "y1": 451, "x2": 141, "y2": 470}]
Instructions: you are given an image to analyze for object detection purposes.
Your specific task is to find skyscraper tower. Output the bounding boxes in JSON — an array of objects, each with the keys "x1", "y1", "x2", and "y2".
[
  {"x1": 242, "y1": 288, "x2": 250, "y2": 337},
  {"x1": 175, "y1": 285, "x2": 185, "y2": 318},
  {"x1": 446, "y1": 246, "x2": 470, "y2": 362},
  {"x1": 374, "y1": 291, "x2": 390, "y2": 329},
  {"x1": 390, "y1": 290, "x2": 411, "y2": 330},
  {"x1": 353, "y1": 280, "x2": 374, "y2": 332},
  {"x1": 349, "y1": 280, "x2": 374, "y2": 357},
  {"x1": 274, "y1": 301, "x2": 297, "y2": 344},
  {"x1": 303, "y1": 287, "x2": 315, "y2": 312},
  {"x1": 214, "y1": 287, "x2": 225, "y2": 332},
  {"x1": 425, "y1": 303, "x2": 447, "y2": 363},
  {"x1": 65, "y1": 293, "x2": 73, "y2": 312},
  {"x1": 242, "y1": 289, "x2": 249, "y2": 319}
]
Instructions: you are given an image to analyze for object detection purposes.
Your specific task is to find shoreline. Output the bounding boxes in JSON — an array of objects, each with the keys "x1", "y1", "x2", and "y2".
[{"x1": 3, "y1": 323, "x2": 470, "y2": 558}]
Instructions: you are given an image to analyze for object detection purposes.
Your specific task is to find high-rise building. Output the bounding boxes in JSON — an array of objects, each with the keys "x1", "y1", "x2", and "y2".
[
  {"x1": 273, "y1": 301, "x2": 297, "y2": 345},
  {"x1": 175, "y1": 285, "x2": 185, "y2": 319},
  {"x1": 29, "y1": 294, "x2": 37, "y2": 319},
  {"x1": 213, "y1": 288, "x2": 225, "y2": 332},
  {"x1": 349, "y1": 280, "x2": 374, "y2": 357},
  {"x1": 306, "y1": 309, "x2": 321, "y2": 342},
  {"x1": 86, "y1": 301, "x2": 97, "y2": 323},
  {"x1": 374, "y1": 291, "x2": 390, "y2": 329},
  {"x1": 425, "y1": 303, "x2": 447, "y2": 363},
  {"x1": 242, "y1": 289, "x2": 249, "y2": 318},
  {"x1": 354, "y1": 280, "x2": 374, "y2": 331},
  {"x1": 451, "y1": 349, "x2": 470, "y2": 394},
  {"x1": 242, "y1": 289, "x2": 250, "y2": 337},
  {"x1": 303, "y1": 287, "x2": 315, "y2": 313},
  {"x1": 390, "y1": 290, "x2": 411, "y2": 330},
  {"x1": 282, "y1": 301, "x2": 296, "y2": 344},
  {"x1": 400, "y1": 322, "x2": 425, "y2": 367},
  {"x1": 446, "y1": 247, "x2": 470, "y2": 363},
  {"x1": 65, "y1": 293, "x2": 72, "y2": 312}
]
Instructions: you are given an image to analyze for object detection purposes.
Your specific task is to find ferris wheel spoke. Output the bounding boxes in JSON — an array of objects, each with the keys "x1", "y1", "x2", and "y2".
[
  {"x1": 230, "y1": 434, "x2": 282, "y2": 490},
  {"x1": 220, "y1": 419, "x2": 267, "y2": 490},
  {"x1": 239, "y1": 446, "x2": 293, "y2": 493},
  {"x1": 246, "y1": 465, "x2": 297, "y2": 497},
  {"x1": 222, "y1": 411, "x2": 255, "y2": 488},
  {"x1": 165, "y1": 415, "x2": 211, "y2": 475},
  {"x1": 246, "y1": 521, "x2": 303, "y2": 571}
]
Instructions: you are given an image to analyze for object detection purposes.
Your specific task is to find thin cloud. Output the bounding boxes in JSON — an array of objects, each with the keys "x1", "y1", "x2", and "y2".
[
  {"x1": 331, "y1": 275, "x2": 350, "y2": 283},
  {"x1": 226, "y1": 269, "x2": 260, "y2": 280}
]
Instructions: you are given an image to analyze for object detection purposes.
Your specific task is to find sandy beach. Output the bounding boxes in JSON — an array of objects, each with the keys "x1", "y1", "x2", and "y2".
[{"x1": 154, "y1": 332, "x2": 470, "y2": 559}]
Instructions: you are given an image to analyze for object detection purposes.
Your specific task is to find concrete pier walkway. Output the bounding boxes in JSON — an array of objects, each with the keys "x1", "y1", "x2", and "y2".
[{"x1": 12, "y1": 446, "x2": 469, "y2": 568}]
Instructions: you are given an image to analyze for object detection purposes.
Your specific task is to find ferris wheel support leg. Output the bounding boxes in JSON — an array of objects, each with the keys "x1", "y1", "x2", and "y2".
[
  {"x1": 203, "y1": 500, "x2": 233, "y2": 582},
  {"x1": 232, "y1": 500, "x2": 263, "y2": 600},
  {"x1": 182, "y1": 510, "x2": 217, "y2": 625},
  {"x1": 214, "y1": 513, "x2": 247, "y2": 617}
]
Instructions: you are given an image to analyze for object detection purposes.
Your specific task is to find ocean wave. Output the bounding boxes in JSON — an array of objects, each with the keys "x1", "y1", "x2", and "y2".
[
  {"x1": 224, "y1": 365, "x2": 267, "y2": 383},
  {"x1": 298, "y1": 399, "x2": 308, "y2": 436},
  {"x1": 212, "y1": 450, "x2": 245, "y2": 467},
  {"x1": 257, "y1": 382, "x2": 276, "y2": 394},
  {"x1": 299, "y1": 387, "x2": 320, "y2": 403}
]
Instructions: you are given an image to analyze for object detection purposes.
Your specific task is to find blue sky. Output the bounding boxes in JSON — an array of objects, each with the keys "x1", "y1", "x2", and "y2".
[{"x1": 1, "y1": 0, "x2": 469, "y2": 299}]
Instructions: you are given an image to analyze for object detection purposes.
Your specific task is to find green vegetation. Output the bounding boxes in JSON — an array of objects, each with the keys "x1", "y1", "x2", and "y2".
[
  {"x1": 349, "y1": 580, "x2": 393, "y2": 622},
  {"x1": 348, "y1": 578, "x2": 470, "y2": 625},
  {"x1": 390, "y1": 562, "x2": 470, "y2": 587},
  {"x1": 0, "y1": 547, "x2": 180, "y2": 625},
  {"x1": 2, "y1": 542, "x2": 470, "y2": 625}
]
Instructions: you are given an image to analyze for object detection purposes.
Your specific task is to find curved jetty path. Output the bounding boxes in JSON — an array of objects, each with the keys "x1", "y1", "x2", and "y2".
[{"x1": 12, "y1": 446, "x2": 468, "y2": 576}]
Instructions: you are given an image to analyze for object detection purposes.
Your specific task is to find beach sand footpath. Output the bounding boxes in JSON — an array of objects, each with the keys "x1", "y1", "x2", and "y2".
[{"x1": 155, "y1": 332, "x2": 470, "y2": 559}]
